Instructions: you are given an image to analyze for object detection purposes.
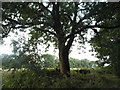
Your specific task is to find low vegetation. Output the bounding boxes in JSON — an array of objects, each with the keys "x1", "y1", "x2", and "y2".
[
  {"x1": 1, "y1": 54, "x2": 120, "y2": 88},
  {"x1": 2, "y1": 68, "x2": 120, "y2": 88}
]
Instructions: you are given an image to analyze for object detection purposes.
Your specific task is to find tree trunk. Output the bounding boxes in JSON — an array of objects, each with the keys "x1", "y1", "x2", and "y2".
[{"x1": 58, "y1": 42, "x2": 70, "y2": 77}]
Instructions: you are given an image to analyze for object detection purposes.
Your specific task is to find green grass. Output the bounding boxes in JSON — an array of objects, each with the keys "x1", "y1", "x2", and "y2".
[{"x1": 2, "y1": 68, "x2": 120, "y2": 88}]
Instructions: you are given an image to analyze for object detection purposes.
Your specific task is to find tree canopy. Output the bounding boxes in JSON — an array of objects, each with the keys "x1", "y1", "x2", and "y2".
[
  {"x1": 90, "y1": 3, "x2": 120, "y2": 76},
  {"x1": 2, "y1": 2, "x2": 120, "y2": 76}
]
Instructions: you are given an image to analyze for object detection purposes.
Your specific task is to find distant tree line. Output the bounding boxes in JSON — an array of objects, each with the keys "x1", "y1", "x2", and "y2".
[
  {"x1": 1, "y1": 54, "x2": 98, "y2": 70},
  {"x1": 69, "y1": 58, "x2": 98, "y2": 68}
]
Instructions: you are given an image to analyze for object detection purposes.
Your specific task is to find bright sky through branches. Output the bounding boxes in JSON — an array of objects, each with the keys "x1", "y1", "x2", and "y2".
[{"x1": 0, "y1": 29, "x2": 98, "y2": 61}]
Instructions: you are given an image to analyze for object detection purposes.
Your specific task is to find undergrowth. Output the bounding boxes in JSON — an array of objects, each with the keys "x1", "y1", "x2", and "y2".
[{"x1": 2, "y1": 69, "x2": 120, "y2": 88}]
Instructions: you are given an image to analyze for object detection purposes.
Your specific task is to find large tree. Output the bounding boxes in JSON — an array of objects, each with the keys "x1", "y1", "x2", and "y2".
[{"x1": 2, "y1": 2, "x2": 120, "y2": 76}]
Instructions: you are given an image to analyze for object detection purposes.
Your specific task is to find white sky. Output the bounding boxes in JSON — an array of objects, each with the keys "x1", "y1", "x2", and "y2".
[{"x1": 0, "y1": 29, "x2": 98, "y2": 61}]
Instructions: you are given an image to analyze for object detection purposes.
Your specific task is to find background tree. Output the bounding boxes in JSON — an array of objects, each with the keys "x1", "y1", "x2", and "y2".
[
  {"x1": 2, "y1": 2, "x2": 120, "y2": 76},
  {"x1": 69, "y1": 58, "x2": 97, "y2": 68},
  {"x1": 41, "y1": 54, "x2": 59, "y2": 68},
  {"x1": 1, "y1": 54, "x2": 21, "y2": 70}
]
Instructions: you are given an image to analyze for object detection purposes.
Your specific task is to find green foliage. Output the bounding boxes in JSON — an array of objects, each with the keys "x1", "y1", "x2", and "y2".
[
  {"x1": 3, "y1": 70, "x2": 40, "y2": 88},
  {"x1": 2, "y1": 69, "x2": 120, "y2": 88},
  {"x1": 90, "y1": 8, "x2": 120, "y2": 76},
  {"x1": 69, "y1": 58, "x2": 98, "y2": 68},
  {"x1": 41, "y1": 54, "x2": 59, "y2": 68},
  {"x1": 90, "y1": 2, "x2": 120, "y2": 77},
  {"x1": 1, "y1": 54, "x2": 21, "y2": 69}
]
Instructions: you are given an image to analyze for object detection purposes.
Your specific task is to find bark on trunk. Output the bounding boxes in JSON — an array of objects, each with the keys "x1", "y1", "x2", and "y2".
[
  {"x1": 58, "y1": 42, "x2": 70, "y2": 77},
  {"x1": 52, "y1": 3, "x2": 71, "y2": 77}
]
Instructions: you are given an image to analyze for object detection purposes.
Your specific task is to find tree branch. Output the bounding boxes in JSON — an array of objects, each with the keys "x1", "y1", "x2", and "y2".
[
  {"x1": 6, "y1": 17, "x2": 22, "y2": 25},
  {"x1": 44, "y1": 30, "x2": 57, "y2": 37},
  {"x1": 2, "y1": 28, "x2": 12, "y2": 38},
  {"x1": 65, "y1": 35, "x2": 75, "y2": 51},
  {"x1": 73, "y1": 2, "x2": 78, "y2": 23},
  {"x1": 40, "y1": 3, "x2": 52, "y2": 15},
  {"x1": 25, "y1": 21, "x2": 53, "y2": 28},
  {"x1": 64, "y1": 13, "x2": 73, "y2": 23},
  {"x1": 65, "y1": 2, "x2": 79, "y2": 43},
  {"x1": 35, "y1": 27, "x2": 57, "y2": 37},
  {"x1": 3, "y1": 17, "x2": 55, "y2": 38},
  {"x1": 5, "y1": 17, "x2": 54, "y2": 28},
  {"x1": 86, "y1": 24, "x2": 120, "y2": 29},
  {"x1": 66, "y1": 24, "x2": 120, "y2": 39}
]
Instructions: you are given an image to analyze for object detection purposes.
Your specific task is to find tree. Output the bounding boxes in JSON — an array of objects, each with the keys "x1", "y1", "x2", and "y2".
[
  {"x1": 90, "y1": 27, "x2": 120, "y2": 76},
  {"x1": 69, "y1": 58, "x2": 97, "y2": 68},
  {"x1": 41, "y1": 54, "x2": 59, "y2": 68},
  {"x1": 90, "y1": 4, "x2": 120, "y2": 76},
  {"x1": 1, "y1": 54, "x2": 21, "y2": 69},
  {"x1": 2, "y1": 2, "x2": 120, "y2": 76}
]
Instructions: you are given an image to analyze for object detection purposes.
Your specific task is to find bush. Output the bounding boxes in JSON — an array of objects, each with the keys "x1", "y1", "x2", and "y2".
[
  {"x1": 3, "y1": 70, "x2": 40, "y2": 88},
  {"x1": 2, "y1": 69, "x2": 120, "y2": 88}
]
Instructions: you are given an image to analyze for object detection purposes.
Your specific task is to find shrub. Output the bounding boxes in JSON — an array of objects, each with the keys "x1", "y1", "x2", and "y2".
[
  {"x1": 2, "y1": 69, "x2": 120, "y2": 88},
  {"x1": 2, "y1": 70, "x2": 40, "y2": 88}
]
